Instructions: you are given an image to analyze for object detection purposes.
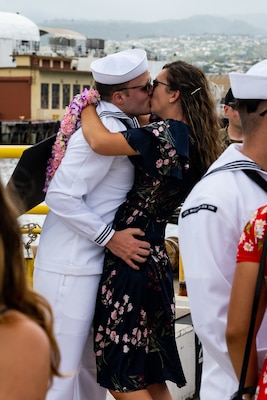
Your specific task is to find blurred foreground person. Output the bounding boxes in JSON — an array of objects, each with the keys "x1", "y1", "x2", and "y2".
[{"x1": 0, "y1": 178, "x2": 61, "y2": 400}]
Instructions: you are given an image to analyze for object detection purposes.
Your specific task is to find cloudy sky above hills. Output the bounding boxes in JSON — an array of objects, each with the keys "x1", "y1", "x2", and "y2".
[{"x1": 2, "y1": 0, "x2": 267, "y2": 23}]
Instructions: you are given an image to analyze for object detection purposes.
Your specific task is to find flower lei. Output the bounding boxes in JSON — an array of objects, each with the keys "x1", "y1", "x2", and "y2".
[{"x1": 44, "y1": 88, "x2": 101, "y2": 192}]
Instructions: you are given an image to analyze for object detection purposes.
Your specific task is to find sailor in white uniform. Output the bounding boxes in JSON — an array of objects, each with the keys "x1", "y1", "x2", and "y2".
[
  {"x1": 34, "y1": 49, "x2": 152, "y2": 400},
  {"x1": 179, "y1": 60, "x2": 267, "y2": 400}
]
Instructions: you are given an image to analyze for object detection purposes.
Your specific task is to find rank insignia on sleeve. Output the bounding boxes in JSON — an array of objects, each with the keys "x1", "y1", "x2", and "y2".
[{"x1": 181, "y1": 204, "x2": 217, "y2": 218}]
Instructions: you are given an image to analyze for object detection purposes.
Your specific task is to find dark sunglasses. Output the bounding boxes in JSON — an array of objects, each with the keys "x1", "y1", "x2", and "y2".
[
  {"x1": 119, "y1": 80, "x2": 152, "y2": 92},
  {"x1": 228, "y1": 101, "x2": 238, "y2": 110},
  {"x1": 259, "y1": 109, "x2": 267, "y2": 117},
  {"x1": 153, "y1": 79, "x2": 171, "y2": 89}
]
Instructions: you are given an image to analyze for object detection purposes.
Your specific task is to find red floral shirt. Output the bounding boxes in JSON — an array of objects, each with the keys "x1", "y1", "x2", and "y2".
[
  {"x1": 236, "y1": 204, "x2": 267, "y2": 400},
  {"x1": 236, "y1": 204, "x2": 267, "y2": 276}
]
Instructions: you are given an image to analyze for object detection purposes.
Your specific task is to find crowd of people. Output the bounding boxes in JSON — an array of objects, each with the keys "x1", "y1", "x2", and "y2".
[{"x1": 3, "y1": 49, "x2": 267, "y2": 400}]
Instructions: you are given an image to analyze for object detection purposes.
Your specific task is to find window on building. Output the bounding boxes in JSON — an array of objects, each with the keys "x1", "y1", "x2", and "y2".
[
  {"x1": 62, "y1": 84, "x2": 70, "y2": 108},
  {"x1": 41, "y1": 83, "x2": 49, "y2": 109},
  {"x1": 52, "y1": 84, "x2": 60, "y2": 109},
  {"x1": 73, "y1": 84, "x2": 80, "y2": 96},
  {"x1": 63, "y1": 61, "x2": 71, "y2": 70},
  {"x1": 53, "y1": 60, "x2": 60, "y2": 69},
  {"x1": 42, "y1": 59, "x2": 50, "y2": 68}
]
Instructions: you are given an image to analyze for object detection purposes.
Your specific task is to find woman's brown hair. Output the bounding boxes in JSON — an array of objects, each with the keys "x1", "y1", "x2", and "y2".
[{"x1": 163, "y1": 60, "x2": 222, "y2": 172}]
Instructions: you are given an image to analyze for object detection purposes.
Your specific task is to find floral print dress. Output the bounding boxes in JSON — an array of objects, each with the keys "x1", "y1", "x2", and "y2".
[
  {"x1": 236, "y1": 205, "x2": 267, "y2": 400},
  {"x1": 94, "y1": 119, "x2": 202, "y2": 392}
]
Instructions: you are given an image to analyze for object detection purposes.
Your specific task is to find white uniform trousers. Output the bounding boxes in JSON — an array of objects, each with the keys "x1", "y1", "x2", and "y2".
[{"x1": 33, "y1": 269, "x2": 107, "y2": 400}]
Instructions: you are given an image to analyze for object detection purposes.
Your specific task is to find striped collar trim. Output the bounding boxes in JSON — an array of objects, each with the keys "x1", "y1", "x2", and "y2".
[
  {"x1": 98, "y1": 111, "x2": 139, "y2": 128},
  {"x1": 204, "y1": 160, "x2": 263, "y2": 178}
]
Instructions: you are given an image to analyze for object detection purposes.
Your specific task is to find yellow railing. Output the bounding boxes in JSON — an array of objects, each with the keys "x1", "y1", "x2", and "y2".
[
  {"x1": 0, "y1": 144, "x2": 30, "y2": 158},
  {"x1": 21, "y1": 225, "x2": 42, "y2": 235},
  {"x1": 26, "y1": 204, "x2": 49, "y2": 215}
]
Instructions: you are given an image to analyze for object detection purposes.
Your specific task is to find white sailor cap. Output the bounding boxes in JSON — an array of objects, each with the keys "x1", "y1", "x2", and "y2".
[
  {"x1": 229, "y1": 59, "x2": 267, "y2": 99},
  {"x1": 91, "y1": 49, "x2": 148, "y2": 85}
]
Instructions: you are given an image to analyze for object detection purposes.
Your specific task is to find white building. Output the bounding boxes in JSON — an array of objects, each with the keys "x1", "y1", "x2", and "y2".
[{"x1": 0, "y1": 12, "x2": 40, "y2": 67}]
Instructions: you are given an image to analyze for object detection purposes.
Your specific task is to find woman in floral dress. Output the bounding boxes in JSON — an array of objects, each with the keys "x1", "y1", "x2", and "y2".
[
  {"x1": 227, "y1": 205, "x2": 267, "y2": 400},
  {"x1": 82, "y1": 61, "x2": 221, "y2": 400}
]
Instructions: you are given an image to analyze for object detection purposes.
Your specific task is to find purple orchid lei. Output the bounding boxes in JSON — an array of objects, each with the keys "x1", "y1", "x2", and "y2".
[{"x1": 44, "y1": 88, "x2": 101, "y2": 192}]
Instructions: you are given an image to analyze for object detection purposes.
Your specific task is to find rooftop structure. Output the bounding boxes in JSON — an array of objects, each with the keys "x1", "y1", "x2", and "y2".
[
  {"x1": 0, "y1": 12, "x2": 105, "y2": 65},
  {"x1": 0, "y1": 12, "x2": 40, "y2": 67},
  {"x1": 39, "y1": 26, "x2": 87, "y2": 57},
  {"x1": 0, "y1": 11, "x2": 39, "y2": 41}
]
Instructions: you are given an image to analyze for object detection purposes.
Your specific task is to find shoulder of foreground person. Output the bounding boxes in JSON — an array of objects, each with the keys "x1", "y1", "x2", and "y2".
[{"x1": 0, "y1": 311, "x2": 51, "y2": 400}]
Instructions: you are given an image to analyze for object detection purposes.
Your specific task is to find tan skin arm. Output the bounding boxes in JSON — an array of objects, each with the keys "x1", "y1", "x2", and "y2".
[
  {"x1": 226, "y1": 261, "x2": 267, "y2": 396},
  {"x1": 81, "y1": 105, "x2": 138, "y2": 156}
]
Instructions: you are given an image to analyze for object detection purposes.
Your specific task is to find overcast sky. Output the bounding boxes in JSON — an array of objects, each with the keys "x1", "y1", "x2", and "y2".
[{"x1": 1, "y1": 0, "x2": 267, "y2": 23}]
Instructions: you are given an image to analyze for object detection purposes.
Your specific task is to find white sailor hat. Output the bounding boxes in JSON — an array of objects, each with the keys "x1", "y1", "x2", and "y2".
[
  {"x1": 91, "y1": 49, "x2": 148, "y2": 85},
  {"x1": 229, "y1": 59, "x2": 267, "y2": 99}
]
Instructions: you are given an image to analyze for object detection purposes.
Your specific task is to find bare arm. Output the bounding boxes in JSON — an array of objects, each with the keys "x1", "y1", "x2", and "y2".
[
  {"x1": 106, "y1": 228, "x2": 151, "y2": 270},
  {"x1": 81, "y1": 105, "x2": 138, "y2": 156},
  {"x1": 226, "y1": 261, "x2": 267, "y2": 390}
]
